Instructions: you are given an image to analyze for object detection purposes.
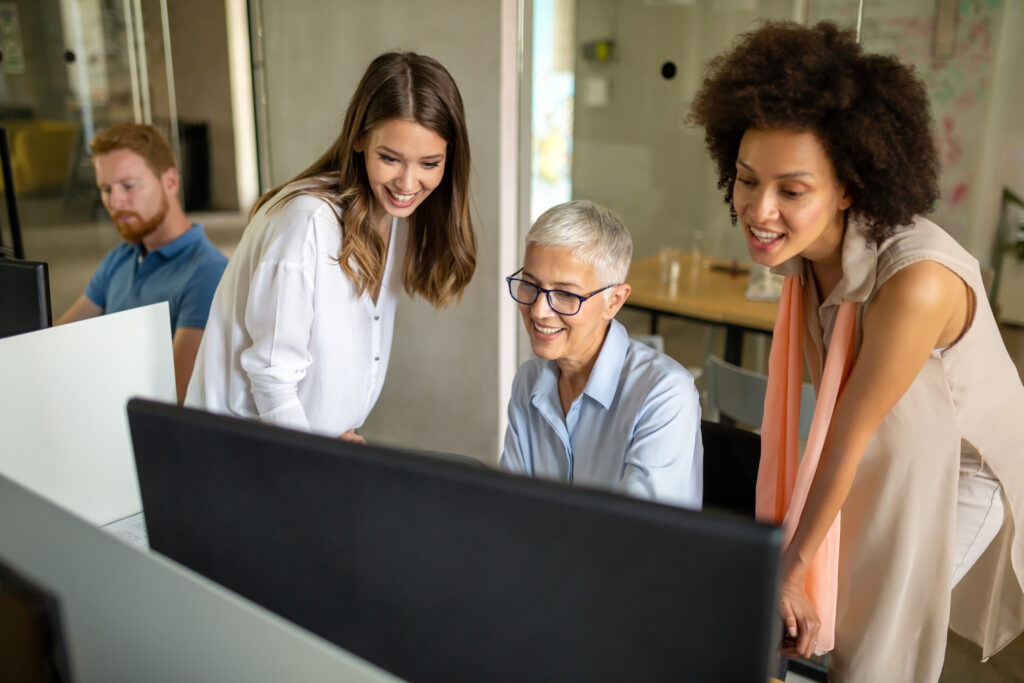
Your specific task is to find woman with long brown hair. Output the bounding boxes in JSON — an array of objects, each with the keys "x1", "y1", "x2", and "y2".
[{"x1": 186, "y1": 51, "x2": 475, "y2": 440}]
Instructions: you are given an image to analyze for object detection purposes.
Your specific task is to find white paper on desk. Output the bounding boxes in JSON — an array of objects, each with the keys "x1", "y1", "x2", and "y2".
[
  {"x1": 102, "y1": 511, "x2": 149, "y2": 548},
  {"x1": 0, "y1": 303, "x2": 175, "y2": 526},
  {"x1": 745, "y1": 264, "x2": 784, "y2": 301}
]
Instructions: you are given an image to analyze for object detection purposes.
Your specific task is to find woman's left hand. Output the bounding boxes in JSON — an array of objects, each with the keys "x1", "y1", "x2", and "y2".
[
  {"x1": 778, "y1": 578, "x2": 821, "y2": 659},
  {"x1": 338, "y1": 429, "x2": 366, "y2": 444}
]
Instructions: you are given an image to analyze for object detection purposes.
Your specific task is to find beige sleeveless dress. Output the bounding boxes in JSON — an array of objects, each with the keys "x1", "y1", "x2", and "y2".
[{"x1": 773, "y1": 216, "x2": 1024, "y2": 682}]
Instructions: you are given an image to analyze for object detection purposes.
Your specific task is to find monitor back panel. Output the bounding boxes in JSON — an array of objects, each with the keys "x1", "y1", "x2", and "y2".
[
  {"x1": 129, "y1": 399, "x2": 782, "y2": 683},
  {"x1": 0, "y1": 259, "x2": 51, "y2": 339},
  {"x1": 0, "y1": 555, "x2": 73, "y2": 682}
]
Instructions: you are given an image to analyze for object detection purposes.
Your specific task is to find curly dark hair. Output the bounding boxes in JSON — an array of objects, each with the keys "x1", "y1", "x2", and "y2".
[{"x1": 688, "y1": 21, "x2": 940, "y2": 242}]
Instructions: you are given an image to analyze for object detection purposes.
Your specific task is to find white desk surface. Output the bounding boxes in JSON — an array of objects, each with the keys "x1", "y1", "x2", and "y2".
[{"x1": 0, "y1": 471, "x2": 397, "y2": 683}]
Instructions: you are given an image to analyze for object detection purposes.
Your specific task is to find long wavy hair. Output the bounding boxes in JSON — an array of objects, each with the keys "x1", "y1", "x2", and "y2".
[{"x1": 252, "y1": 51, "x2": 476, "y2": 307}]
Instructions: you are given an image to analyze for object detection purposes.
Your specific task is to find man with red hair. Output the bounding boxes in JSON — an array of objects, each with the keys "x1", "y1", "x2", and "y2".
[{"x1": 57, "y1": 123, "x2": 227, "y2": 403}]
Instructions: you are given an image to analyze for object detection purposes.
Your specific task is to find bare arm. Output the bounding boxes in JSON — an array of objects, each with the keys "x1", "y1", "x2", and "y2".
[
  {"x1": 780, "y1": 261, "x2": 971, "y2": 658},
  {"x1": 55, "y1": 295, "x2": 103, "y2": 326},
  {"x1": 172, "y1": 326, "x2": 204, "y2": 405}
]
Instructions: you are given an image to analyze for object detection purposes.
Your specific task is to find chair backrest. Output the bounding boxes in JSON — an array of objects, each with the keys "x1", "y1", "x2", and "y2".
[
  {"x1": 703, "y1": 355, "x2": 816, "y2": 439},
  {"x1": 628, "y1": 333, "x2": 664, "y2": 353}
]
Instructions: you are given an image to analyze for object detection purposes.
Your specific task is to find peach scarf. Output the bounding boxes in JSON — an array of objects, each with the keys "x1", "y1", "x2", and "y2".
[{"x1": 756, "y1": 274, "x2": 857, "y2": 653}]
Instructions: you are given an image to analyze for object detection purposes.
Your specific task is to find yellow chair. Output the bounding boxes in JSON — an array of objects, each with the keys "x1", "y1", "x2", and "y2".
[{"x1": 0, "y1": 120, "x2": 80, "y2": 194}]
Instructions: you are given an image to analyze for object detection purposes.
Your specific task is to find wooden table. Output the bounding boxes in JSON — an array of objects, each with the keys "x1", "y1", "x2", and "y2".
[{"x1": 624, "y1": 249, "x2": 779, "y2": 365}]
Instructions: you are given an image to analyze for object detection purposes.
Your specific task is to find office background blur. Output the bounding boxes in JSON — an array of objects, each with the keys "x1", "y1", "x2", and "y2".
[
  {"x1": 3, "y1": 3, "x2": 1022, "y2": 479},
  {"x1": 3, "y1": 1, "x2": 1023, "y2": 678},
  {"x1": 4, "y1": 0, "x2": 1022, "y2": 455}
]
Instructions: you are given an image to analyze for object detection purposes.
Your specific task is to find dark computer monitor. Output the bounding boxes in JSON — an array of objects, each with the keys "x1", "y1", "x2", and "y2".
[
  {"x1": 0, "y1": 555, "x2": 74, "y2": 683},
  {"x1": 128, "y1": 399, "x2": 783, "y2": 683},
  {"x1": 0, "y1": 259, "x2": 52, "y2": 339}
]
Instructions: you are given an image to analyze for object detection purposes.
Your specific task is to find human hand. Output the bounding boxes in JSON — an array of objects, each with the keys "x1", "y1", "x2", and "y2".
[
  {"x1": 338, "y1": 429, "x2": 366, "y2": 444},
  {"x1": 778, "y1": 579, "x2": 821, "y2": 659}
]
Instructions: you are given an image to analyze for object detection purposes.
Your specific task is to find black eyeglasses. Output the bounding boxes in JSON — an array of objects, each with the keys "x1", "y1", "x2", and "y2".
[{"x1": 505, "y1": 268, "x2": 618, "y2": 316}]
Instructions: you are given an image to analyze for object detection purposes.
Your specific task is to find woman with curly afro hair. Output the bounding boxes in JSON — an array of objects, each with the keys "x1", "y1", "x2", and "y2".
[{"x1": 690, "y1": 21, "x2": 1024, "y2": 681}]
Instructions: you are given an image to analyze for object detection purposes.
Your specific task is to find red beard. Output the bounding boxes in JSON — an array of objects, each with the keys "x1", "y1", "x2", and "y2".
[{"x1": 112, "y1": 195, "x2": 169, "y2": 244}]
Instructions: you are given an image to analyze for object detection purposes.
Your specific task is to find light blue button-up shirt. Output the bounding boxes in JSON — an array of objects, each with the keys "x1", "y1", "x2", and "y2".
[{"x1": 500, "y1": 319, "x2": 703, "y2": 509}]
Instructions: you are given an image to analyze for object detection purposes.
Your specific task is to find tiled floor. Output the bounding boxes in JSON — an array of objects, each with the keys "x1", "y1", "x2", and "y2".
[{"x1": 14, "y1": 203, "x2": 1024, "y2": 681}]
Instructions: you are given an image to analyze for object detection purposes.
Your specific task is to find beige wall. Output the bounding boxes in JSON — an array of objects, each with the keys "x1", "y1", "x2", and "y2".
[{"x1": 258, "y1": 0, "x2": 508, "y2": 461}]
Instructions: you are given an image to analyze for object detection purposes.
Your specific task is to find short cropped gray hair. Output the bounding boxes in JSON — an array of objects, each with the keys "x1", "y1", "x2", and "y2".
[{"x1": 525, "y1": 200, "x2": 632, "y2": 285}]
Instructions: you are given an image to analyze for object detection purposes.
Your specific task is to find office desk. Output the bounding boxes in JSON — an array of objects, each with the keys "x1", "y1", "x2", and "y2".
[
  {"x1": 0, "y1": 303, "x2": 175, "y2": 525},
  {"x1": 625, "y1": 249, "x2": 779, "y2": 365},
  {"x1": 0, "y1": 472, "x2": 395, "y2": 682}
]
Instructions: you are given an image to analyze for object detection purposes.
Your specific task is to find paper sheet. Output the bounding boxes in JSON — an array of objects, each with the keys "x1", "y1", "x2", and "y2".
[{"x1": 102, "y1": 511, "x2": 149, "y2": 548}]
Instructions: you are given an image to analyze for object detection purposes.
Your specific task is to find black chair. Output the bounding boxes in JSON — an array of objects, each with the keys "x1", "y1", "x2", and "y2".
[
  {"x1": 701, "y1": 419, "x2": 832, "y2": 682},
  {"x1": 700, "y1": 418, "x2": 760, "y2": 517}
]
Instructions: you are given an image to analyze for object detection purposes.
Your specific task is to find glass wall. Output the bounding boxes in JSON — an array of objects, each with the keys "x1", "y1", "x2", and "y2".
[
  {"x1": 528, "y1": 0, "x2": 1024, "y2": 372},
  {"x1": 0, "y1": 0, "x2": 242, "y2": 316},
  {"x1": 0, "y1": 0, "x2": 179, "y2": 222},
  {"x1": 530, "y1": 0, "x2": 1022, "y2": 266},
  {"x1": 529, "y1": 0, "x2": 805, "y2": 265},
  {"x1": 809, "y1": 0, "x2": 1024, "y2": 328},
  {"x1": 0, "y1": 0, "x2": 179, "y2": 311},
  {"x1": 810, "y1": 0, "x2": 1008, "y2": 251}
]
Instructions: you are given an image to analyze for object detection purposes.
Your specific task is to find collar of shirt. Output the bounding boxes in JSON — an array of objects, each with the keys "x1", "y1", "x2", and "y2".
[
  {"x1": 134, "y1": 224, "x2": 205, "y2": 262},
  {"x1": 769, "y1": 215, "x2": 878, "y2": 305},
  {"x1": 529, "y1": 318, "x2": 630, "y2": 415}
]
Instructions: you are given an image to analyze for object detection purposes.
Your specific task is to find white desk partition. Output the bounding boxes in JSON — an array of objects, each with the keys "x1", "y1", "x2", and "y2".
[
  {"x1": 0, "y1": 303, "x2": 176, "y2": 525},
  {"x1": 0, "y1": 472, "x2": 396, "y2": 683}
]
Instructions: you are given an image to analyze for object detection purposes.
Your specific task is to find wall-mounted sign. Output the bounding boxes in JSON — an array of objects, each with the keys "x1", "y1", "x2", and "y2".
[{"x1": 0, "y1": 4, "x2": 25, "y2": 74}]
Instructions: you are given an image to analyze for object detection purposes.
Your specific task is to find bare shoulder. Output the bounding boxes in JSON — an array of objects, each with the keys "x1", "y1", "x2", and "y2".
[
  {"x1": 866, "y1": 260, "x2": 969, "y2": 348},
  {"x1": 872, "y1": 260, "x2": 963, "y2": 311}
]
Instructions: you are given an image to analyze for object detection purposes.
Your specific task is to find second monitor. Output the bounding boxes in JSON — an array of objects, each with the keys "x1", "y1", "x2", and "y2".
[{"x1": 0, "y1": 259, "x2": 51, "y2": 339}]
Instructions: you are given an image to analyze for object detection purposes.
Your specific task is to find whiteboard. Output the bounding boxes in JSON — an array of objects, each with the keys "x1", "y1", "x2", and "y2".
[{"x1": 0, "y1": 303, "x2": 175, "y2": 525}]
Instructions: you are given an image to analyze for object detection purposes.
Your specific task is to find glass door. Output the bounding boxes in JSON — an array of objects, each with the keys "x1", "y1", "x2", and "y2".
[{"x1": 0, "y1": 0, "x2": 178, "y2": 313}]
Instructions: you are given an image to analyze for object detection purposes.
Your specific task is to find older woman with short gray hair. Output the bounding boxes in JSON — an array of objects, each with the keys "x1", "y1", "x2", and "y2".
[{"x1": 501, "y1": 200, "x2": 703, "y2": 508}]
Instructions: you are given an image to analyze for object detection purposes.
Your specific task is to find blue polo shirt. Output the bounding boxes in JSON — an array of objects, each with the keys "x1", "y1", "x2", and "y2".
[
  {"x1": 500, "y1": 319, "x2": 703, "y2": 509},
  {"x1": 85, "y1": 225, "x2": 227, "y2": 333}
]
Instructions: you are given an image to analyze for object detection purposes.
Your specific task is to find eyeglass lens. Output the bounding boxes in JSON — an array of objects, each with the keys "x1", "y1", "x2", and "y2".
[{"x1": 511, "y1": 280, "x2": 581, "y2": 315}]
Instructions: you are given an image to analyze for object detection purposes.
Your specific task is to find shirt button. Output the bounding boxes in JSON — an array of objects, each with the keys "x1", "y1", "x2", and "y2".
[
  {"x1": 374, "y1": 356, "x2": 380, "y2": 361},
  {"x1": 374, "y1": 315, "x2": 379, "y2": 321}
]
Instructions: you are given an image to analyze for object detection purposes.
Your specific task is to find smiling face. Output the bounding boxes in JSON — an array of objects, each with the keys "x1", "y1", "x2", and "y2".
[
  {"x1": 355, "y1": 118, "x2": 448, "y2": 231},
  {"x1": 94, "y1": 148, "x2": 174, "y2": 244},
  {"x1": 733, "y1": 128, "x2": 851, "y2": 267},
  {"x1": 518, "y1": 245, "x2": 630, "y2": 372}
]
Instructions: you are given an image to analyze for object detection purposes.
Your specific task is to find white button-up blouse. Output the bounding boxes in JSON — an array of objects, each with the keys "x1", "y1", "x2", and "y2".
[{"x1": 186, "y1": 187, "x2": 404, "y2": 437}]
